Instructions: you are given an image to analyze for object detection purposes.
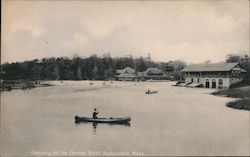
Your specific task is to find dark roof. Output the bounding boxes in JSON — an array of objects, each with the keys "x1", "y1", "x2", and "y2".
[{"x1": 181, "y1": 63, "x2": 239, "y2": 72}]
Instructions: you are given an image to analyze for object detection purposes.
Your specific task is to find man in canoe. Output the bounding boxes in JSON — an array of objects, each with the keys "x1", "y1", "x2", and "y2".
[{"x1": 93, "y1": 108, "x2": 98, "y2": 119}]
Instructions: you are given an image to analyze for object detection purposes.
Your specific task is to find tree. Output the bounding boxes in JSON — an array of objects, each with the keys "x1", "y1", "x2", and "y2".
[
  {"x1": 135, "y1": 57, "x2": 147, "y2": 71},
  {"x1": 226, "y1": 54, "x2": 242, "y2": 63}
]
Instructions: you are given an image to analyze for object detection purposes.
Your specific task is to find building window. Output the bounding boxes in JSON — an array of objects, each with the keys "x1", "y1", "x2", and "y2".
[
  {"x1": 212, "y1": 79, "x2": 216, "y2": 88},
  {"x1": 219, "y1": 79, "x2": 223, "y2": 89},
  {"x1": 197, "y1": 78, "x2": 200, "y2": 83},
  {"x1": 191, "y1": 78, "x2": 193, "y2": 83}
]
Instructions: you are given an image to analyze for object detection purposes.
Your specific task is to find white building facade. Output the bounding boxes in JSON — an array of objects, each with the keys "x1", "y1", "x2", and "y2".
[{"x1": 181, "y1": 63, "x2": 246, "y2": 89}]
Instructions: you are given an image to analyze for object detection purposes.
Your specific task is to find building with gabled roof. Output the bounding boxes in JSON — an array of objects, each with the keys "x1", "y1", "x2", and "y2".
[
  {"x1": 116, "y1": 67, "x2": 136, "y2": 74},
  {"x1": 142, "y1": 67, "x2": 168, "y2": 80},
  {"x1": 115, "y1": 67, "x2": 137, "y2": 81},
  {"x1": 181, "y1": 62, "x2": 246, "y2": 88},
  {"x1": 115, "y1": 67, "x2": 169, "y2": 81}
]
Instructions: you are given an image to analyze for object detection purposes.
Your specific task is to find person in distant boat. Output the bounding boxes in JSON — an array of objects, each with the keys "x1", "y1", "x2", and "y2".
[{"x1": 93, "y1": 108, "x2": 98, "y2": 119}]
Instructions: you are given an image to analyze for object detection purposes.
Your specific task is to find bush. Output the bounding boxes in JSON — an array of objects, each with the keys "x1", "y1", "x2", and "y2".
[{"x1": 226, "y1": 99, "x2": 250, "y2": 110}]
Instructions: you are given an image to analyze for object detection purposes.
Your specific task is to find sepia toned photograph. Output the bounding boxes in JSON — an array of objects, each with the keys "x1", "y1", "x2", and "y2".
[{"x1": 1, "y1": 0, "x2": 250, "y2": 156}]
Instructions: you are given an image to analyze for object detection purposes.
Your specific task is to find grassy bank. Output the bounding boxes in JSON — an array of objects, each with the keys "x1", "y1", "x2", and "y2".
[
  {"x1": 212, "y1": 86, "x2": 250, "y2": 111},
  {"x1": 0, "y1": 80, "x2": 51, "y2": 91}
]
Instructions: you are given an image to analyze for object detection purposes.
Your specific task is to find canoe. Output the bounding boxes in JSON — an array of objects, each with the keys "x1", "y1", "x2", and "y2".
[
  {"x1": 145, "y1": 90, "x2": 158, "y2": 94},
  {"x1": 75, "y1": 116, "x2": 131, "y2": 124}
]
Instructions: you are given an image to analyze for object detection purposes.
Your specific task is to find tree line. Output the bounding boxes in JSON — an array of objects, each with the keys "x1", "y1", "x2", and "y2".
[
  {"x1": 1, "y1": 53, "x2": 186, "y2": 81},
  {"x1": 1, "y1": 53, "x2": 249, "y2": 84}
]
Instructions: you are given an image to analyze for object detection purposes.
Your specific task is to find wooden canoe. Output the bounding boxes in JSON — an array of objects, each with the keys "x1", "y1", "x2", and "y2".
[{"x1": 75, "y1": 116, "x2": 131, "y2": 124}]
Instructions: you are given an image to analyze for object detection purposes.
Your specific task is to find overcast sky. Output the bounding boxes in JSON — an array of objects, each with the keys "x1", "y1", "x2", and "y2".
[{"x1": 2, "y1": 0, "x2": 249, "y2": 64}]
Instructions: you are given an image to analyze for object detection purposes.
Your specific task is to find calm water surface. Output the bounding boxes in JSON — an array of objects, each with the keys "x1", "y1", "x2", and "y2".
[{"x1": 1, "y1": 81, "x2": 249, "y2": 156}]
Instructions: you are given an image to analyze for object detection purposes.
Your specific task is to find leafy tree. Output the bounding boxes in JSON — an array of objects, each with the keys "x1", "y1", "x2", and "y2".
[{"x1": 226, "y1": 54, "x2": 243, "y2": 63}]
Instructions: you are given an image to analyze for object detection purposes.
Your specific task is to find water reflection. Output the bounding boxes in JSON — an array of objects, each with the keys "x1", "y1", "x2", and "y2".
[
  {"x1": 75, "y1": 121, "x2": 131, "y2": 134},
  {"x1": 93, "y1": 122, "x2": 130, "y2": 134},
  {"x1": 93, "y1": 123, "x2": 97, "y2": 134}
]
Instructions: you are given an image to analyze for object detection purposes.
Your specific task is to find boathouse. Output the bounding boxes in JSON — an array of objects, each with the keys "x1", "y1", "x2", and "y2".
[
  {"x1": 115, "y1": 67, "x2": 137, "y2": 81},
  {"x1": 181, "y1": 62, "x2": 246, "y2": 88}
]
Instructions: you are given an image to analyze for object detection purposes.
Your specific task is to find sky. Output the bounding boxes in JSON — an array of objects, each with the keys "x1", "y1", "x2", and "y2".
[{"x1": 1, "y1": 0, "x2": 249, "y2": 64}]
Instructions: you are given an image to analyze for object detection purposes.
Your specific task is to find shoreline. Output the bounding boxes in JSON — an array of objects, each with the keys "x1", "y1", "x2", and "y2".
[
  {"x1": 0, "y1": 80, "x2": 52, "y2": 91},
  {"x1": 212, "y1": 86, "x2": 250, "y2": 111}
]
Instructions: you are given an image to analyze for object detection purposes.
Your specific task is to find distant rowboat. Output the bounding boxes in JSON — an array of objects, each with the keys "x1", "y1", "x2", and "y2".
[{"x1": 145, "y1": 90, "x2": 158, "y2": 94}]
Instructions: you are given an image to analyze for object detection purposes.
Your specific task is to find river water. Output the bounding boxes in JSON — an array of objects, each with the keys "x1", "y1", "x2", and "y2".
[{"x1": 1, "y1": 81, "x2": 249, "y2": 156}]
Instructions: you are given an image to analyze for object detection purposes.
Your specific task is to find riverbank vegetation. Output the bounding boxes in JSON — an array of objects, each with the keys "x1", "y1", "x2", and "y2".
[
  {"x1": 213, "y1": 86, "x2": 250, "y2": 110},
  {"x1": 1, "y1": 54, "x2": 186, "y2": 81},
  {"x1": 0, "y1": 80, "x2": 51, "y2": 91},
  {"x1": 211, "y1": 54, "x2": 250, "y2": 110}
]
